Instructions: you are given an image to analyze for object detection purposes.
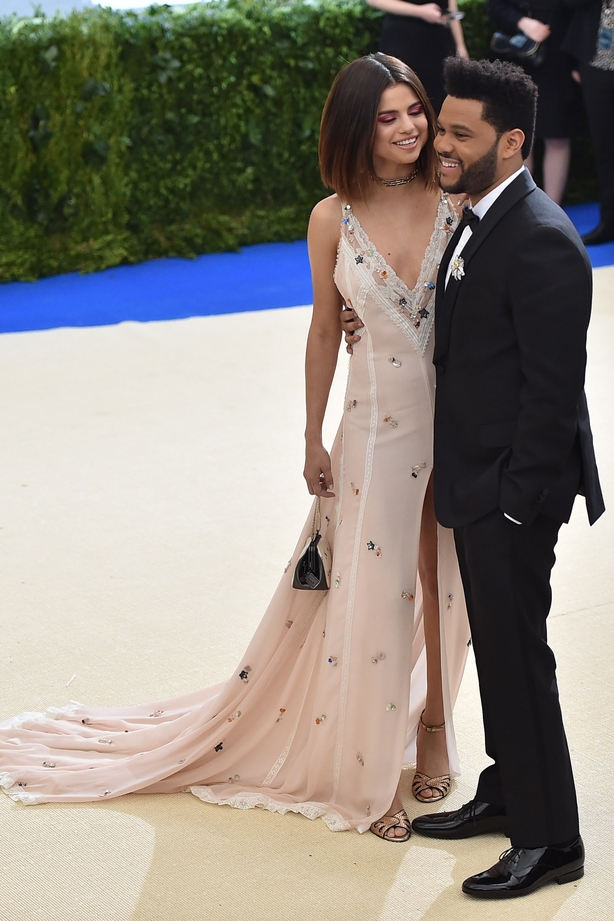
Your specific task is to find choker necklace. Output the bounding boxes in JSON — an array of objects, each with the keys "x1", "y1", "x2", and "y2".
[{"x1": 376, "y1": 167, "x2": 419, "y2": 187}]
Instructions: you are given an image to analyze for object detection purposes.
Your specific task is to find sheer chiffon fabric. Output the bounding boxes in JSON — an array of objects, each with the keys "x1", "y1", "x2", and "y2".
[{"x1": 0, "y1": 195, "x2": 470, "y2": 832}]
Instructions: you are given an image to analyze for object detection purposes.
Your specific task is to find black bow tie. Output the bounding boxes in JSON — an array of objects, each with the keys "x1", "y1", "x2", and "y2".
[{"x1": 461, "y1": 205, "x2": 480, "y2": 229}]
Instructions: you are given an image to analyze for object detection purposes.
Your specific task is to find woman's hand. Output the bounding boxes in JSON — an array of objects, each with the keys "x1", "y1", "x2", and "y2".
[
  {"x1": 340, "y1": 307, "x2": 364, "y2": 355},
  {"x1": 517, "y1": 17, "x2": 551, "y2": 43},
  {"x1": 416, "y1": 3, "x2": 448, "y2": 24},
  {"x1": 452, "y1": 192, "x2": 471, "y2": 215},
  {"x1": 304, "y1": 444, "x2": 335, "y2": 497}
]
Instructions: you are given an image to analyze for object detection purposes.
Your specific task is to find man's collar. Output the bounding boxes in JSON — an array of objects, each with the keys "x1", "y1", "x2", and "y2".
[{"x1": 471, "y1": 166, "x2": 526, "y2": 220}]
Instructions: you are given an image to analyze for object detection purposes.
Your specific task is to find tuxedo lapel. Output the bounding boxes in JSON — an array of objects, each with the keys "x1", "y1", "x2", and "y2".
[
  {"x1": 437, "y1": 214, "x2": 466, "y2": 297},
  {"x1": 455, "y1": 171, "x2": 536, "y2": 273},
  {"x1": 434, "y1": 218, "x2": 467, "y2": 362},
  {"x1": 434, "y1": 171, "x2": 537, "y2": 364}
]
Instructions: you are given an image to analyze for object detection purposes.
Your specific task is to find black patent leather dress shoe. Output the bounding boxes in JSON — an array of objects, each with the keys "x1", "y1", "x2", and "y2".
[
  {"x1": 412, "y1": 800, "x2": 509, "y2": 839},
  {"x1": 462, "y1": 836, "x2": 585, "y2": 899},
  {"x1": 581, "y1": 223, "x2": 614, "y2": 246}
]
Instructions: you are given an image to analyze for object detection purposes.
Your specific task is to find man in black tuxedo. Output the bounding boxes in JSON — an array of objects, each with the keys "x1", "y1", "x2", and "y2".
[{"x1": 410, "y1": 57, "x2": 605, "y2": 898}]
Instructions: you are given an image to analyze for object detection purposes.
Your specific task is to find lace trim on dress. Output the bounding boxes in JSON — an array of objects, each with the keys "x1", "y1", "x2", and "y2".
[
  {"x1": 337, "y1": 196, "x2": 457, "y2": 355},
  {"x1": 0, "y1": 703, "x2": 85, "y2": 733},
  {"x1": 46, "y1": 703, "x2": 83, "y2": 719},
  {"x1": 0, "y1": 706, "x2": 74, "y2": 731},
  {"x1": 332, "y1": 314, "x2": 379, "y2": 797},
  {"x1": 261, "y1": 726, "x2": 298, "y2": 787},
  {"x1": 189, "y1": 785, "x2": 351, "y2": 831},
  {"x1": 0, "y1": 773, "x2": 44, "y2": 804}
]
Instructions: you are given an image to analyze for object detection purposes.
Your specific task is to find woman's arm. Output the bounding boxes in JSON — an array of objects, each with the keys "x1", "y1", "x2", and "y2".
[
  {"x1": 517, "y1": 16, "x2": 551, "y2": 40},
  {"x1": 367, "y1": 0, "x2": 450, "y2": 25},
  {"x1": 448, "y1": 0, "x2": 469, "y2": 57},
  {"x1": 488, "y1": 0, "x2": 552, "y2": 38},
  {"x1": 487, "y1": 0, "x2": 529, "y2": 35},
  {"x1": 303, "y1": 197, "x2": 344, "y2": 497}
]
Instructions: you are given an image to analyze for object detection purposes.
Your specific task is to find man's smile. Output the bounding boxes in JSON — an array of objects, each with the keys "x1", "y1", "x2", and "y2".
[{"x1": 438, "y1": 157, "x2": 461, "y2": 173}]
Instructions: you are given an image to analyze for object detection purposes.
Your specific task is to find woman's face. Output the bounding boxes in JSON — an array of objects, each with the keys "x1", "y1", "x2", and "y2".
[{"x1": 372, "y1": 83, "x2": 429, "y2": 175}]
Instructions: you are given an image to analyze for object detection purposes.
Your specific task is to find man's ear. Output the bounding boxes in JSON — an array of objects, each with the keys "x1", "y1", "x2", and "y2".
[{"x1": 501, "y1": 128, "x2": 525, "y2": 160}]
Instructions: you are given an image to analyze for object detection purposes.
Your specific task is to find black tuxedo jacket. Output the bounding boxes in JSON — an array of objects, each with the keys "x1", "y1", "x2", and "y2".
[{"x1": 433, "y1": 170, "x2": 605, "y2": 528}]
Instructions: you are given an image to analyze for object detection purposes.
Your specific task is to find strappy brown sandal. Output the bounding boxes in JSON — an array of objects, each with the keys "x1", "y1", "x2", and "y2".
[
  {"x1": 412, "y1": 711, "x2": 451, "y2": 803},
  {"x1": 370, "y1": 808, "x2": 412, "y2": 842}
]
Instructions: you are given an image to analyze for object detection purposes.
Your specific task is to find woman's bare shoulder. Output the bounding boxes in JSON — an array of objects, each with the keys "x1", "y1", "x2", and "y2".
[
  {"x1": 308, "y1": 194, "x2": 342, "y2": 243},
  {"x1": 310, "y1": 193, "x2": 341, "y2": 225}
]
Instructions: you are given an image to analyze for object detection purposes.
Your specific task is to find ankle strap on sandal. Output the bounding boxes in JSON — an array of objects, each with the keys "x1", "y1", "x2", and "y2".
[{"x1": 419, "y1": 711, "x2": 445, "y2": 733}]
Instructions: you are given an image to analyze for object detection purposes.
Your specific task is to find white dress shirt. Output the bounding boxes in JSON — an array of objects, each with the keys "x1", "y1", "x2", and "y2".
[
  {"x1": 443, "y1": 165, "x2": 526, "y2": 524},
  {"x1": 444, "y1": 166, "x2": 526, "y2": 289}
]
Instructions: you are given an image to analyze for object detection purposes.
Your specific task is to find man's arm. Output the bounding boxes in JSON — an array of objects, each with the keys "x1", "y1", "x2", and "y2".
[{"x1": 500, "y1": 223, "x2": 592, "y2": 524}]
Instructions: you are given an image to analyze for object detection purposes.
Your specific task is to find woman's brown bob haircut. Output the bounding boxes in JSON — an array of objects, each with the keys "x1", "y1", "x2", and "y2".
[{"x1": 319, "y1": 53, "x2": 439, "y2": 201}]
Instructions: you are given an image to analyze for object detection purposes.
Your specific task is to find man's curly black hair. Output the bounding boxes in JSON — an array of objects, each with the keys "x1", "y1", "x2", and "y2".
[{"x1": 442, "y1": 57, "x2": 537, "y2": 159}]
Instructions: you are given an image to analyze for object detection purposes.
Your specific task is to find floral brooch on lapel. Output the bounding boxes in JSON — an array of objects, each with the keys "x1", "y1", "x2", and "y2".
[{"x1": 450, "y1": 255, "x2": 465, "y2": 281}]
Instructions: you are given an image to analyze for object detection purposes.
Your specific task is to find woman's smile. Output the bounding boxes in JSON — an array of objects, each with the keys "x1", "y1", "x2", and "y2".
[{"x1": 372, "y1": 83, "x2": 429, "y2": 176}]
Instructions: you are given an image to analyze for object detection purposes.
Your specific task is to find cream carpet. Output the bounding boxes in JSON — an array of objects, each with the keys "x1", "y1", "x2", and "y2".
[{"x1": 1, "y1": 267, "x2": 612, "y2": 921}]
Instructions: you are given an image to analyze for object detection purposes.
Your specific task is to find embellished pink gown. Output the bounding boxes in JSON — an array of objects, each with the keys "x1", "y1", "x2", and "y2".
[{"x1": 0, "y1": 195, "x2": 470, "y2": 832}]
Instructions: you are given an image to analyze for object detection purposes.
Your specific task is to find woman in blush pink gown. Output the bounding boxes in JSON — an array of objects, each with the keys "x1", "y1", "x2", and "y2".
[{"x1": 0, "y1": 55, "x2": 469, "y2": 840}]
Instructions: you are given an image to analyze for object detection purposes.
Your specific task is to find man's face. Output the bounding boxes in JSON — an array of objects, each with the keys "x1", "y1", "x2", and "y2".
[{"x1": 434, "y1": 97, "x2": 503, "y2": 200}]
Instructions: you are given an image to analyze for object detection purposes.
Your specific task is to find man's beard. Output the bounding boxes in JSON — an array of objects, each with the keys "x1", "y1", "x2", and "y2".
[{"x1": 439, "y1": 139, "x2": 499, "y2": 196}]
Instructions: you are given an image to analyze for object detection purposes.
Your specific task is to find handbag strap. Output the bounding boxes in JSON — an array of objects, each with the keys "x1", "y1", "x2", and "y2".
[{"x1": 311, "y1": 496, "x2": 321, "y2": 539}]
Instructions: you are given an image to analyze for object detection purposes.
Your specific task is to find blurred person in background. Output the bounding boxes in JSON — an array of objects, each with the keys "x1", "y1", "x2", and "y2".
[
  {"x1": 488, "y1": 0, "x2": 581, "y2": 204},
  {"x1": 368, "y1": 0, "x2": 469, "y2": 110},
  {"x1": 562, "y1": 0, "x2": 614, "y2": 244}
]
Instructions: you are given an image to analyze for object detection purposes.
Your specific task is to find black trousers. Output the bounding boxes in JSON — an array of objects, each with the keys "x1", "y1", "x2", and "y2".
[
  {"x1": 579, "y1": 63, "x2": 614, "y2": 227},
  {"x1": 454, "y1": 510, "x2": 579, "y2": 848}
]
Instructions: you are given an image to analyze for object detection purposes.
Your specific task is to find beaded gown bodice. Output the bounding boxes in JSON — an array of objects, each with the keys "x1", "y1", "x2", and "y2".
[{"x1": 334, "y1": 193, "x2": 457, "y2": 356}]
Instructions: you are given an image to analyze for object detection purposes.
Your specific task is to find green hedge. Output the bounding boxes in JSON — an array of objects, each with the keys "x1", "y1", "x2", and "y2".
[{"x1": 0, "y1": 0, "x2": 593, "y2": 283}]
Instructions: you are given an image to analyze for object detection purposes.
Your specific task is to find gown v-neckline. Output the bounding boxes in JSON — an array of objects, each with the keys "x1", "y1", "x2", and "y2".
[
  {"x1": 348, "y1": 195, "x2": 449, "y2": 297},
  {"x1": 336, "y1": 194, "x2": 456, "y2": 355}
]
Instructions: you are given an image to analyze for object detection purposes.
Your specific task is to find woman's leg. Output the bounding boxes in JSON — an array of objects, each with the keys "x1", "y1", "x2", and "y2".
[
  {"x1": 525, "y1": 139, "x2": 570, "y2": 205},
  {"x1": 542, "y1": 137, "x2": 570, "y2": 205},
  {"x1": 372, "y1": 475, "x2": 448, "y2": 831},
  {"x1": 370, "y1": 785, "x2": 411, "y2": 840},
  {"x1": 415, "y1": 473, "x2": 449, "y2": 796}
]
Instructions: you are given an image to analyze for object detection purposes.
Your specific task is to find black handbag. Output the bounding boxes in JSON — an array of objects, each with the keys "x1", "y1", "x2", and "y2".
[
  {"x1": 292, "y1": 498, "x2": 331, "y2": 591},
  {"x1": 490, "y1": 31, "x2": 545, "y2": 67}
]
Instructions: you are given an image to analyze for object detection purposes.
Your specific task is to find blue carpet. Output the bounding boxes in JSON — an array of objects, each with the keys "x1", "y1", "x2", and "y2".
[
  {"x1": 0, "y1": 240, "x2": 312, "y2": 334},
  {"x1": 566, "y1": 202, "x2": 614, "y2": 268},
  {"x1": 0, "y1": 203, "x2": 611, "y2": 334}
]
